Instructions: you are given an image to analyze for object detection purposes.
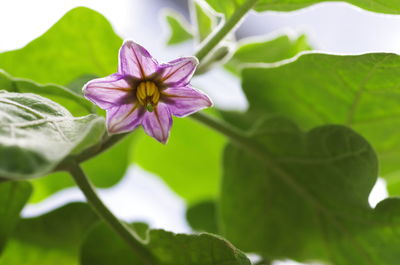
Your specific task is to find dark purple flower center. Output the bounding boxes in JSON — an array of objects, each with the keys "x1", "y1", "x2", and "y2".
[{"x1": 136, "y1": 81, "x2": 160, "y2": 112}]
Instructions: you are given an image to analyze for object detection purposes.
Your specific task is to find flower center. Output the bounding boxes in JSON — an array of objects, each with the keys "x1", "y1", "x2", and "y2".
[{"x1": 136, "y1": 81, "x2": 160, "y2": 112}]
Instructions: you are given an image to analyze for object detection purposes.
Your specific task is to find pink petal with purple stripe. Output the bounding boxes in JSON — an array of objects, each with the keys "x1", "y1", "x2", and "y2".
[
  {"x1": 106, "y1": 103, "x2": 145, "y2": 134},
  {"x1": 158, "y1": 57, "x2": 198, "y2": 87},
  {"x1": 83, "y1": 74, "x2": 131, "y2": 110},
  {"x1": 142, "y1": 103, "x2": 172, "y2": 144},
  {"x1": 118, "y1": 41, "x2": 158, "y2": 78},
  {"x1": 164, "y1": 85, "x2": 213, "y2": 117}
]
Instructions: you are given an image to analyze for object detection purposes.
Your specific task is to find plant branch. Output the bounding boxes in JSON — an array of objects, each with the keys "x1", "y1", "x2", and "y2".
[
  {"x1": 67, "y1": 162, "x2": 158, "y2": 265},
  {"x1": 75, "y1": 133, "x2": 129, "y2": 163},
  {"x1": 194, "y1": 0, "x2": 259, "y2": 62}
]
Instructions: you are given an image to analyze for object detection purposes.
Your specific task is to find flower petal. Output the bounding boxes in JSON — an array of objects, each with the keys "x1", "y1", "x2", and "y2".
[
  {"x1": 142, "y1": 103, "x2": 172, "y2": 144},
  {"x1": 83, "y1": 74, "x2": 132, "y2": 110},
  {"x1": 118, "y1": 40, "x2": 158, "y2": 78},
  {"x1": 158, "y1": 57, "x2": 198, "y2": 87},
  {"x1": 163, "y1": 85, "x2": 213, "y2": 117},
  {"x1": 106, "y1": 103, "x2": 145, "y2": 134}
]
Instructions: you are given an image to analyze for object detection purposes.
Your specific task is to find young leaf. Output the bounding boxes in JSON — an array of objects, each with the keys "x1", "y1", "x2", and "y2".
[
  {"x1": 220, "y1": 116, "x2": 400, "y2": 264},
  {"x1": 165, "y1": 11, "x2": 193, "y2": 45},
  {"x1": 190, "y1": 0, "x2": 218, "y2": 42},
  {"x1": 204, "y1": 0, "x2": 400, "y2": 17},
  {"x1": 0, "y1": 91, "x2": 104, "y2": 179},
  {"x1": 226, "y1": 34, "x2": 311, "y2": 75},
  {"x1": 242, "y1": 53, "x2": 400, "y2": 192},
  {"x1": 0, "y1": 181, "x2": 32, "y2": 253},
  {"x1": 81, "y1": 222, "x2": 251, "y2": 265},
  {"x1": 0, "y1": 203, "x2": 98, "y2": 265},
  {"x1": 0, "y1": 7, "x2": 122, "y2": 85}
]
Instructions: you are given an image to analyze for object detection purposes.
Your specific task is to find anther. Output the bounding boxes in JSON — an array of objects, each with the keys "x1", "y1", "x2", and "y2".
[{"x1": 136, "y1": 81, "x2": 160, "y2": 110}]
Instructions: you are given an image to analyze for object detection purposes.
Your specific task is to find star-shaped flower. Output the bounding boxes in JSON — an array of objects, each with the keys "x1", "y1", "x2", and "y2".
[{"x1": 83, "y1": 41, "x2": 212, "y2": 143}]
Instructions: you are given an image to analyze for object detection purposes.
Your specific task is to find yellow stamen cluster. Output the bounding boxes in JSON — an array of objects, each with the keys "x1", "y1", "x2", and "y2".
[{"x1": 136, "y1": 81, "x2": 160, "y2": 112}]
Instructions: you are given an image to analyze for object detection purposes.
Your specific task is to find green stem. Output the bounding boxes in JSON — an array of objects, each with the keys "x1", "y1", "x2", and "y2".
[
  {"x1": 67, "y1": 162, "x2": 158, "y2": 265},
  {"x1": 190, "y1": 112, "x2": 247, "y2": 145},
  {"x1": 194, "y1": 0, "x2": 259, "y2": 61},
  {"x1": 75, "y1": 133, "x2": 128, "y2": 163},
  {"x1": 190, "y1": 112, "x2": 270, "y2": 163}
]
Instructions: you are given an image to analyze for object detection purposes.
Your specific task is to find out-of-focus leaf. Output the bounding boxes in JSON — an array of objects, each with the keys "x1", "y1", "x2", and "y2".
[
  {"x1": 221, "y1": 116, "x2": 400, "y2": 264},
  {"x1": 204, "y1": 0, "x2": 400, "y2": 17},
  {"x1": 0, "y1": 70, "x2": 93, "y2": 116},
  {"x1": 242, "y1": 53, "x2": 400, "y2": 192},
  {"x1": 253, "y1": 0, "x2": 400, "y2": 14},
  {"x1": 30, "y1": 134, "x2": 135, "y2": 203},
  {"x1": 81, "y1": 222, "x2": 251, "y2": 265},
  {"x1": 226, "y1": 35, "x2": 311, "y2": 75},
  {"x1": 66, "y1": 74, "x2": 99, "y2": 94},
  {"x1": 191, "y1": 1, "x2": 218, "y2": 42},
  {"x1": 0, "y1": 181, "x2": 32, "y2": 253},
  {"x1": 165, "y1": 11, "x2": 193, "y2": 45},
  {"x1": 186, "y1": 200, "x2": 218, "y2": 234},
  {"x1": 0, "y1": 7, "x2": 122, "y2": 85},
  {"x1": 0, "y1": 203, "x2": 98, "y2": 265},
  {"x1": 0, "y1": 91, "x2": 104, "y2": 180},
  {"x1": 133, "y1": 114, "x2": 226, "y2": 203}
]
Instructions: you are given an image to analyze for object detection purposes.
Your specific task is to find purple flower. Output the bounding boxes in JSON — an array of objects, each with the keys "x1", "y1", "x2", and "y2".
[{"x1": 83, "y1": 41, "x2": 213, "y2": 144}]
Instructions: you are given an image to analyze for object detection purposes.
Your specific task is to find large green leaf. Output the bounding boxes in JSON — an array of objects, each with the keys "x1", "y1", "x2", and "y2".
[
  {"x1": 0, "y1": 7, "x2": 137, "y2": 200},
  {"x1": 133, "y1": 115, "x2": 226, "y2": 203},
  {"x1": 0, "y1": 91, "x2": 104, "y2": 179},
  {"x1": 0, "y1": 203, "x2": 98, "y2": 265},
  {"x1": 81, "y1": 222, "x2": 251, "y2": 265},
  {"x1": 0, "y1": 7, "x2": 122, "y2": 85},
  {"x1": 242, "y1": 53, "x2": 400, "y2": 191},
  {"x1": 204, "y1": 0, "x2": 400, "y2": 17},
  {"x1": 0, "y1": 70, "x2": 93, "y2": 116},
  {"x1": 0, "y1": 181, "x2": 32, "y2": 253},
  {"x1": 225, "y1": 34, "x2": 311, "y2": 75},
  {"x1": 220, "y1": 117, "x2": 400, "y2": 264}
]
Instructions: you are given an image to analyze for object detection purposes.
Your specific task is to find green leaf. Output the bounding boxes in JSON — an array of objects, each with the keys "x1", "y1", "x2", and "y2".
[
  {"x1": 165, "y1": 11, "x2": 193, "y2": 45},
  {"x1": 0, "y1": 91, "x2": 105, "y2": 180},
  {"x1": 226, "y1": 35, "x2": 311, "y2": 75},
  {"x1": 204, "y1": 0, "x2": 400, "y2": 17},
  {"x1": 30, "y1": 134, "x2": 135, "y2": 203},
  {"x1": 186, "y1": 200, "x2": 218, "y2": 234},
  {"x1": 191, "y1": 1, "x2": 218, "y2": 42},
  {"x1": 0, "y1": 7, "x2": 122, "y2": 85},
  {"x1": 133, "y1": 115, "x2": 226, "y2": 203},
  {"x1": 0, "y1": 70, "x2": 93, "y2": 116},
  {"x1": 0, "y1": 181, "x2": 32, "y2": 253},
  {"x1": 81, "y1": 222, "x2": 251, "y2": 265},
  {"x1": 253, "y1": 0, "x2": 400, "y2": 14},
  {"x1": 0, "y1": 203, "x2": 98, "y2": 265},
  {"x1": 220, "y1": 117, "x2": 400, "y2": 264},
  {"x1": 242, "y1": 53, "x2": 400, "y2": 189}
]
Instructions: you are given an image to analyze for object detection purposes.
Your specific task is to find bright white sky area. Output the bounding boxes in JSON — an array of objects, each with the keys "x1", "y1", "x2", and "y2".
[{"x1": 0, "y1": 1, "x2": 396, "y2": 264}]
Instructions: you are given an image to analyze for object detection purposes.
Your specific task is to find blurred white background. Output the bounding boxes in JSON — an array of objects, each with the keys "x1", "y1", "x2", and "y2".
[{"x1": 0, "y1": 0, "x2": 396, "y2": 264}]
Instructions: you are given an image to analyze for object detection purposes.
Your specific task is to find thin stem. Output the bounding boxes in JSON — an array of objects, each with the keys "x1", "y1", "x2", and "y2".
[
  {"x1": 190, "y1": 112, "x2": 247, "y2": 145},
  {"x1": 67, "y1": 162, "x2": 158, "y2": 265},
  {"x1": 194, "y1": 0, "x2": 259, "y2": 61},
  {"x1": 190, "y1": 112, "x2": 263, "y2": 158},
  {"x1": 75, "y1": 133, "x2": 128, "y2": 163}
]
